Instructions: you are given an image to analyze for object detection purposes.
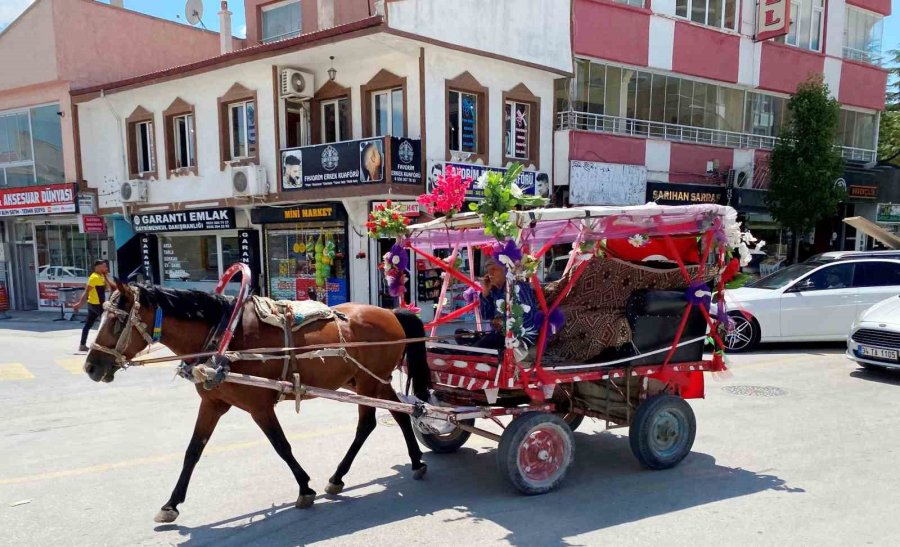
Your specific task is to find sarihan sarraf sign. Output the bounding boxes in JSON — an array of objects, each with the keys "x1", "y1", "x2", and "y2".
[{"x1": 132, "y1": 207, "x2": 236, "y2": 233}]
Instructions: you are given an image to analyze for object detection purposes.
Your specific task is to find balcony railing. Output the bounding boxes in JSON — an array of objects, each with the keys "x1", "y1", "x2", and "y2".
[
  {"x1": 843, "y1": 46, "x2": 883, "y2": 67},
  {"x1": 556, "y1": 110, "x2": 876, "y2": 164}
]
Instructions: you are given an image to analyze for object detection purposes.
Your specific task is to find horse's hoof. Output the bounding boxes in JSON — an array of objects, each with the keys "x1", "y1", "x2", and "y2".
[
  {"x1": 154, "y1": 507, "x2": 179, "y2": 523},
  {"x1": 325, "y1": 481, "x2": 344, "y2": 495},
  {"x1": 295, "y1": 493, "x2": 316, "y2": 509},
  {"x1": 413, "y1": 463, "x2": 428, "y2": 480}
]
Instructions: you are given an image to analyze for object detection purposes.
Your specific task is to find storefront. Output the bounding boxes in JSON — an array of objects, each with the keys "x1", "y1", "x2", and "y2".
[
  {"x1": 368, "y1": 200, "x2": 421, "y2": 309},
  {"x1": 0, "y1": 184, "x2": 97, "y2": 311},
  {"x1": 250, "y1": 203, "x2": 350, "y2": 305},
  {"x1": 124, "y1": 207, "x2": 259, "y2": 295},
  {"x1": 645, "y1": 181, "x2": 726, "y2": 206}
]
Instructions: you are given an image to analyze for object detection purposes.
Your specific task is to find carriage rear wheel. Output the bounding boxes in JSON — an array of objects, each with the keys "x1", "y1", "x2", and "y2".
[
  {"x1": 497, "y1": 412, "x2": 574, "y2": 495},
  {"x1": 629, "y1": 394, "x2": 696, "y2": 470},
  {"x1": 414, "y1": 419, "x2": 475, "y2": 454}
]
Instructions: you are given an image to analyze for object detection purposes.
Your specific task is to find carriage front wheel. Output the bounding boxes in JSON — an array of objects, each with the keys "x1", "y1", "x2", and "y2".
[
  {"x1": 629, "y1": 394, "x2": 696, "y2": 470},
  {"x1": 497, "y1": 412, "x2": 574, "y2": 495},
  {"x1": 414, "y1": 419, "x2": 475, "y2": 454}
]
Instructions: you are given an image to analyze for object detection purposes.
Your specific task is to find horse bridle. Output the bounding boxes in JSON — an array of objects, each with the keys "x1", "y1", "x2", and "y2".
[{"x1": 90, "y1": 285, "x2": 156, "y2": 369}]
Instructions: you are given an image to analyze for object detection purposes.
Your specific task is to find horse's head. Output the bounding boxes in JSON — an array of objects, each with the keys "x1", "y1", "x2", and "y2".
[{"x1": 84, "y1": 281, "x2": 156, "y2": 383}]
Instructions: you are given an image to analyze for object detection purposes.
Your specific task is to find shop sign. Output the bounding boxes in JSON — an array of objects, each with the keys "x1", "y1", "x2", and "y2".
[
  {"x1": 238, "y1": 229, "x2": 261, "y2": 291},
  {"x1": 390, "y1": 137, "x2": 423, "y2": 185},
  {"x1": 848, "y1": 185, "x2": 877, "y2": 200},
  {"x1": 0, "y1": 183, "x2": 77, "y2": 217},
  {"x1": 131, "y1": 207, "x2": 236, "y2": 233},
  {"x1": 250, "y1": 204, "x2": 341, "y2": 224},
  {"x1": 140, "y1": 234, "x2": 158, "y2": 283},
  {"x1": 756, "y1": 0, "x2": 790, "y2": 42},
  {"x1": 282, "y1": 137, "x2": 389, "y2": 191},
  {"x1": 77, "y1": 193, "x2": 97, "y2": 215},
  {"x1": 371, "y1": 201, "x2": 420, "y2": 217},
  {"x1": 569, "y1": 161, "x2": 646, "y2": 206},
  {"x1": 646, "y1": 181, "x2": 726, "y2": 206},
  {"x1": 269, "y1": 276, "x2": 348, "y2": 305},
  {"x1": 38, "y1": 281, "x2": 84, "y2": 309},
  {"x1": 79, "y1": 214, "x2": 107, "y2": 234},
  {"x1": 876, "y1": 203, "x2": 900, "y2": 224},
  {"x1": 428, "y1": 161, "x2": 542, "y2": 200}
]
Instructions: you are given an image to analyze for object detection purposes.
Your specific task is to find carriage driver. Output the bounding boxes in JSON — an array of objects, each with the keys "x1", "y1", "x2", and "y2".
[
  {"x1": 476, "y1": 257, "x2": 539, "y2": 350},
  {"x1": 74, "y1": 260, "x2": 116, "y2": 352}
]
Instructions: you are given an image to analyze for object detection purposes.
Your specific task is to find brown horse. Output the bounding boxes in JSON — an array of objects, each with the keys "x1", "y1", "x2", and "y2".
[{"x1": 84, "y1": 282, "x2": 432, "y2": 523}]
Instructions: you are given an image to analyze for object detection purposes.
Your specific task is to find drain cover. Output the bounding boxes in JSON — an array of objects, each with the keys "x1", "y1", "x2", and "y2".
[{"x1": 722, "y1": 385, "x2": 787, "y2": 397}]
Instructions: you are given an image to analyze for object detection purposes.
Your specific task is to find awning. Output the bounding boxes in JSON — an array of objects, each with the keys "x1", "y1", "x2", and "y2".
[{"x1": 843, "y1": 216, "x2": 900, "y2": 249}]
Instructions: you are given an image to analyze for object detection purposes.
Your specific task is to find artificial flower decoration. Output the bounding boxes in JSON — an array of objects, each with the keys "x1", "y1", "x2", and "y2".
[
  {"x1": 722, "y1": 257, "x2": 740, "y2": 283},
  {"x1": 469, "y1": 163, "x2": 548, "y2": 241},
  {"x1": 628, "y1": 234, "x2": 649, "y2": 248},
  {"x1": 366, "y1": 199, "x2": 411, "y2": 239},
  {"x1": 492, "y1": 239, "x2": 523, "y2": 270},
  {"x1": 685, "y1": 280, "x2": 713, "y2": 309},
  {"x1": 534, "y1": 307, "x2": 566, "y2": 336},
  {"x1": 462, "y1": 286, "x2": 481, "y2": 305},
  {"x1": 417, "y1": 166, "x2": 472, "y2": 217},
  {"x1": 382, "y1": 244, "x2": 409, "y2": 298}
]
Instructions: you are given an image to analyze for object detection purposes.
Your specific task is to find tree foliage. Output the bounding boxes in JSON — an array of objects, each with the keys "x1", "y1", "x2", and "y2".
[
  {"x1": 765, "y1": 76, "x2": 845, "y2": 260},
  {"x1": 878, "y1": 106, "x2": 900, "y2": 165}
]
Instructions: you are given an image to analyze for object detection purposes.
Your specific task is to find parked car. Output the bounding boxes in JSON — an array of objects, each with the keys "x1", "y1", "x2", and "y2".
[
  {"x1": 806, "y1": 250, "x2": 900, "y2": 263},
  {"x1": 847, "y1": 295, "x2": 900, "y2": 371},
  {"x1": 37, "y1": 265, "x2": 88, "y2": 280},
  {"x1": 719, "y1": 258, "x2": 900, "y2": 352}
]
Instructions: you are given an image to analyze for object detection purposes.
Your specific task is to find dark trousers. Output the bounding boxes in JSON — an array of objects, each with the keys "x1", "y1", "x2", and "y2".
[
  {"x1": 473, "y1": 330, "x2": 505, "y2": 350},
  {"x1": 80, "y1": 303, "x2": 104, "y2": 346}
]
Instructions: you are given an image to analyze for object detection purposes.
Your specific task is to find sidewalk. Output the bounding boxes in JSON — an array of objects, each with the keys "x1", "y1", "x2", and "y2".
[{"x1": 0, "y1": 309, "x2": 88, "y2": 332}]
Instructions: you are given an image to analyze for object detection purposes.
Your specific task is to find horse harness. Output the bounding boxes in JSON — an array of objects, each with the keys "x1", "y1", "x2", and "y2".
[{"x1": 90, "y1": 286, "x2": 159, "y2": 370}]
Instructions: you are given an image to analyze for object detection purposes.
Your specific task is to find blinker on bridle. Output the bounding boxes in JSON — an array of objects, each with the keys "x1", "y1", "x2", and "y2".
[{"x1": 90, "y1": 285, "x2": 161, "y2": 369}]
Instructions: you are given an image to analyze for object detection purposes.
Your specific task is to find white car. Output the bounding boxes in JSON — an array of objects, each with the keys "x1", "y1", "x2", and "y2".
[
  {"x1": 37, "y1": 265, "x2": 88, "y2": 280},
  {"x1": 847, "y1": 295, "x2": 900, "y2": 371},
  {"x1": 720, "y1": 258, "x2": 900, "y2": 352}
]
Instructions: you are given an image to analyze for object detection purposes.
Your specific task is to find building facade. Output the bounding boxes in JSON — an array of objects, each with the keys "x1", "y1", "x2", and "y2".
[
  {"x1": 552, "y1": 0, "x2": 890, "y2": 256},
  {"x1": 0, "y1": 0, "x2": 241, "y2": 311},
  {"x1": 73, "y1": 0, "x2": 570, "y2": 320}
]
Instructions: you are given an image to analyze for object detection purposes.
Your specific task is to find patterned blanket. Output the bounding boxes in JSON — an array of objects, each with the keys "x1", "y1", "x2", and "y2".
[
  {"x1": 251, "y1": 296, "x2": 335, "y2": 332},
  {"x1": 543, "y1": 257, "x2": 716, "y2": 362}
]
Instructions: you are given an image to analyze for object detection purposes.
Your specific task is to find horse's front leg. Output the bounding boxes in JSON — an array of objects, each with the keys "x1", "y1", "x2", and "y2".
[
  {"x1": 326, "y1": 405, "x2": 377, "y2": 495},
  {"x1": 251, "y1": 408, "x2": 317, "y2": 508},
  {"x1": 155, "y1": 398, "x2": 230, "y2": 523}
]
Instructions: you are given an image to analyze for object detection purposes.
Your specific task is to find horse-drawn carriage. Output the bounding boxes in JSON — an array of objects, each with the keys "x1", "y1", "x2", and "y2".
[{"x1": 84, "y1": 166, "x2": 747, "y2": 520}]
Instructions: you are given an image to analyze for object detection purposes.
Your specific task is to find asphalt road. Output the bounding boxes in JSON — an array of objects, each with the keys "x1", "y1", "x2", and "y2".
[{"x1": 2, "y1": 319, "x2": 900, "y2": 546}]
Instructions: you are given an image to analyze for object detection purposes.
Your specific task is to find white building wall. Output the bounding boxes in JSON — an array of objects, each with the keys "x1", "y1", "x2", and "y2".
[
  {"x1": 387, "y1": 0, "x2": 572, "y2": 73},
  {"x1": 647, "y1": 16, "x2": 675, "y2": 71}
]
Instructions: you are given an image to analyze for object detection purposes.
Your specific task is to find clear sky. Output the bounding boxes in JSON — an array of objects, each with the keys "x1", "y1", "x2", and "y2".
[
  {"x1": 0, "y1": 0, "x2": 248, "y2": 37},
  {"x1": 0, "y1": 0, "x2": 896, "y2": 62}
]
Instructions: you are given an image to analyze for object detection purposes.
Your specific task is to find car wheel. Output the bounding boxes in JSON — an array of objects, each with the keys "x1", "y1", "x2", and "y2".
[{"x1": 724, "y1": 312, "x2": 760, "y2": 353}]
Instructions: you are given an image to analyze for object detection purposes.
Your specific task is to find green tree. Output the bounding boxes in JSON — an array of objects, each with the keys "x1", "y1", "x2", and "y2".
[
  {"x1": 878, "y1": 105, "x2": 900, "y2": 165},
  {"x1": 766, "y1": 76, "x2": 845, "y2": 263}
]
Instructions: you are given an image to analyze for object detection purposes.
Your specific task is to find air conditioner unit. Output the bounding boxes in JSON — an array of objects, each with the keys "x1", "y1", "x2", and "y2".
[
  {"x1": 280, "y1": 69, "x2": 314, "y2": 99},
  {"x1": 726, "y1": 167, "x2": 753, "y2": 189},
  {"x1": 231, "y1": 165, "x2": 268, "y2": 197},
  {"x1": 120, "y1": 180, "x2": 148, "y2": 203}
]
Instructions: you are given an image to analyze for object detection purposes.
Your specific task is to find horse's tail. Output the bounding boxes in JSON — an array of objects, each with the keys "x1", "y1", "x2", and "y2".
[{"x1": 393, "y1": 309, "x2": 431, "y2": 402}]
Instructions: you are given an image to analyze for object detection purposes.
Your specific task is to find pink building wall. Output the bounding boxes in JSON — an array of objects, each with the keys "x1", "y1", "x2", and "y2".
[
  {"x1": 757, "y1": 42, "x2": 825, "y2": 96},
  {"x1": 839, "y1": 60, "x2": 888, "y2": 111},
  {"x1": 845, "y1": 0, "x2": 891, "y2": 16},
  {"x1": 672, "y1": 21, "x2": 739, "y2": 84},
  {"x1": 573, "y1": 0, "x2": 649, "y2": 68}
]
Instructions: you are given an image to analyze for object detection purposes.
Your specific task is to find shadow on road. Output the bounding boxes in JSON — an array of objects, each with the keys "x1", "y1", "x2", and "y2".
[
  {"x1": 156, "y1": 431, "x2": 803, "y2": 546},
  {"x1": 0, "y1": 319, "x2": 85, "y2": 334},
  {"x1": 850, "y1": 367, "x2": 900, "y2": 386},
  {"x1": 750, "y1": 341, "x2": 846, "y2": 356}
]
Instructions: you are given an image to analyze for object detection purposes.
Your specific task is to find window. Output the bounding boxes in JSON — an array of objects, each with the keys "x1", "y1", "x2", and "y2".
[
  {"x1": 372, "y1": 89, "x2": 404, "y2": 137},
  {"x1": 800, "y1": 263, "x2": 855, "y2": 291},
  {"x1": 1, "y1": 105, "x2": 62, "y2": 188},
  {"x1": 844, "y1": 7, "x2": 884, "y2": 64},
  {"x1": 777, "y1": 0, "x2": 824, "y2": 52},
  {"x1": 134, "y1": 121, "x2": 155, "y2": 173},
  {"x1": 504, "y1": 101, "x2": 531, "y2": 160},
  {"x1": 321, "y1": 98, "x2": 350, "y2": 143},
  {"x1": 745, "y1": 92, "x2": 787, "y2": 137},
  {"x1": 855, "y1": 262, "x2": 900, "y2": 288},
  {"x1": 261, "y1": 0, "x2": 302, "y2": 43},
  {"x1": 614, "y1": 0, "x2": 644, "y2": 6},
  {"x1": 229, "y1": 101, "x2": 256, "y2": 159},
  {"x1": 449, "y1": 90, "x2": 479, "y2": 154},
  {"x1": 675, "y1": 0, "x2": 737, "y2": 31},
  {"x1": 839, "y1": 109, "x2": 877, "y2": 150},
  {"x1": 172, "y1": 114, "x2": 195, "y2": 169}
]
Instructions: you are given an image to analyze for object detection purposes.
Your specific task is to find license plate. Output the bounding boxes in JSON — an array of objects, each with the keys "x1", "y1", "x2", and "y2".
[{"x1": 859, "y1": 345, "x2": 899, "y2": 360}]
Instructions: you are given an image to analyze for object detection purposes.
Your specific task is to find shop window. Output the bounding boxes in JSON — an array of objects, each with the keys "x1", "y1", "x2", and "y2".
[
  {"x1": 163, "y1": 98, "x2": 197, "y2": 177},
  {"x1": 446, "y1": 72, "x2": 488, "y2": 163},
  {"x1": 361, "y1": 70, "x2": 407, "y2": 138},
  {"x1": 125, "y1": 106, "x2": 157, "y2": 180},
  {"x1": 844, "y1": 6, "x2": 884, "y2": 64},
  {"x1": 159, "y1": 235, "x2": 220, "y2": 290},
  {"x1": 265, "y1": 221, "x2": 348, "y2": 305},
  {"x1": 775, "y1": 0, "x2": 825, "y2": 52},
  {"x1": 261, "y1": 0, "x2": 302, "y2": 43},
  {"x1": 310, "y1": 80, "x2": 351, "y2": 144},
  {"x1": 218, "y1": 83, "x2": 258, "y2": 170},
  {"x1": 675, "y1": 0, "x2": 737, "y2": 31},
  {"x1": 34, "y1": 224, "x2": 105, "y2": 309},
  {"x1": 502, "y1": 83, "x2": 541, "y2": 168}
]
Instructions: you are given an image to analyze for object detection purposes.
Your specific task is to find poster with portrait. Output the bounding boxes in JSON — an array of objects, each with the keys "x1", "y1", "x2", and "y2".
[
  {"x1": 358, "y1": 139, "x2": 384, "y2": 183},
  {"x1": 281, "y1": 149, "x2": 303, "y2": 190}
]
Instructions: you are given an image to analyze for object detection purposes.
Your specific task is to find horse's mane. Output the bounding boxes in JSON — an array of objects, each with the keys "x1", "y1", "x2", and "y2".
[{"x1": 136, "y1": 285, "x2": 233, "y2": 327}]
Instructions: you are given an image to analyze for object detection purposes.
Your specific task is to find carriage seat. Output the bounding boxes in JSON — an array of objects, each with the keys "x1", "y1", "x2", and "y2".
[
  {"x1": 250, "y1": 295, "x2": 336, "y2": 332},
  {"x1": 624, "y1": 289, "x2": 707, "y2": 366}
]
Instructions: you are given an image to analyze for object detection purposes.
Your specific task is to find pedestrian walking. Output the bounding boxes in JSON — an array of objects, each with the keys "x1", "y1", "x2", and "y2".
[{"x1": 73, "y1": 260, "x2": 116, "y2": 352}]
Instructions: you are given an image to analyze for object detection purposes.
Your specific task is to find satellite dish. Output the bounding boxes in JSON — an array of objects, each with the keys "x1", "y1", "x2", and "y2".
[{"x1": 185, "y1": 0, "x2": 203, "y2": 26}]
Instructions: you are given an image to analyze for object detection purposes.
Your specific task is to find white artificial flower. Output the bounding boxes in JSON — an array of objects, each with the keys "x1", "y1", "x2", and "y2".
[
  {"x1": 628, "y1": 234, "x2": 648, "y2": 248},
  {"x1": 498, "y1": 254, "x2": 515, "y2": 270},
  {"x1": 474, "y1": 173, "x2": 488, "y2": 189},
  {"x1": 521, "y1": 304, "x2": 531, "y2": 314},
  {"x1": 391, "y1": 255, "x2": 400, "y2": 265},
  {"x1": 510, "y1": 183, "x2": 524, "y2": 199}
]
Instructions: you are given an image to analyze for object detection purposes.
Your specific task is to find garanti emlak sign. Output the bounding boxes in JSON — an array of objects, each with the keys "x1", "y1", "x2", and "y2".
[{"x1": 132, "y1": 207, "x2": 236, "y2": 233}]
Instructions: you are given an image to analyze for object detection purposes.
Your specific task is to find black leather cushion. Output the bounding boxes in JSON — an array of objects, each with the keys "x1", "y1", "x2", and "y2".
[{"x1": 625, "y1": 290, "x2": 706, "y2": 366}]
